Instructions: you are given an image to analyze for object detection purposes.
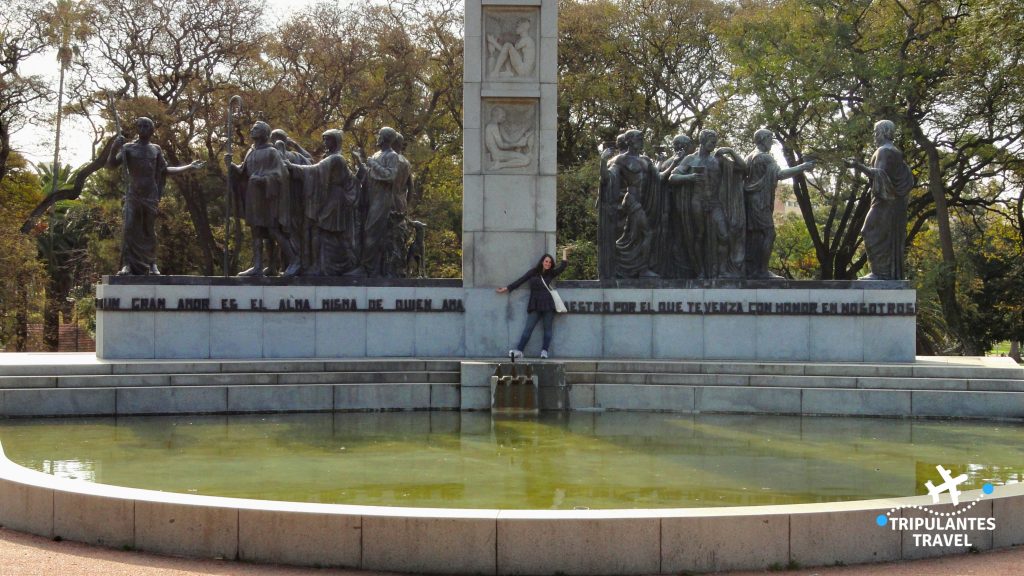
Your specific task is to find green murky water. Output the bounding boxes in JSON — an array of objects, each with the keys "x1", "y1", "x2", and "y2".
[{"x1": 1, "y1": 412, "x2": 1021, "y2": 509}]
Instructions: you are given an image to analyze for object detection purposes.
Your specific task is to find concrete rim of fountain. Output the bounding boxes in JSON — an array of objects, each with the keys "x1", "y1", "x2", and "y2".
[{"x1": 2, "y1": 439, "x2": 1022, "y2": 575}]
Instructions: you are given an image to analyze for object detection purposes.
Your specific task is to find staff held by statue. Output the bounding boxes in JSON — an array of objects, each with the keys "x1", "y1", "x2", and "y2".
[
  {"x1": 107, "y1": 93, "x2": 130, "y2": 270},
  {"x1": 224, "y1": 95, "x2": 243, "y2": 277}
]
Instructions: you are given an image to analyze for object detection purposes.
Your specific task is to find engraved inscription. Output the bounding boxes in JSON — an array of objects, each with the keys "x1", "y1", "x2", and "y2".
[{"x1": 565, "y1": 300, "x2": 917, "y2": 316}]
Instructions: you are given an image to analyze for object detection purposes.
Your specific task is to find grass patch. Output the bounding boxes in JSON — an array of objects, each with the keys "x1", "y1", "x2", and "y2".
[{"x1": 989, "y1": 341, "x2": 1011, "y2": 356}]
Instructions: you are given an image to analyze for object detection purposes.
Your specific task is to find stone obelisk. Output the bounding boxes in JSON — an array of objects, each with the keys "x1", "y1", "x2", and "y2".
[{"x1": 463, "y1": 0, "x2": 557, "y2": 287}]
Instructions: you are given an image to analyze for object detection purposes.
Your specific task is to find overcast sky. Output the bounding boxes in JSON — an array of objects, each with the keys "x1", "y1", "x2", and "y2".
[{"x1": 11, "y1": 0, "x2": 320, "y2": 168}]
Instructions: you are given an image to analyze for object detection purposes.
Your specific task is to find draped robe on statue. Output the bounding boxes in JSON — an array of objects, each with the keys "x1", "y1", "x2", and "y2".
[
  {"x1": 715, "y1": 151, "x2": 746, "y2": 279},
  {"x1": 659, "y1": 155, "x2": 693, "y2": 278},
  {"x1": 383, "y1": 153, "x2": 414, "y2": 278},
  {"x1": 672, "y1": 153, "x2": 728, "y2": 279},
  {"x1": 282, "y1": 150, "x2": 311, "y2": 267},
  {"x1": 290, "y1": 153, "x2": 361, "y2": 276},
  {"x1": 606, "y1": 152, "x2": 660, "y2": 278},
  {"x1": 641, "y1": 154, "x2": 670, "y2": 277},
  {"x1": 235, "y1": 144, "x2": 292, "y2": 236},
  {"x1": 614, "y1": 191, "x2": 651, "y2": 277},
  {"x1": 862, "y1": 143, "x2": 914, "y2": 280},
  {"x1": 117, "y1": 142, "x2": 168, "y2": 274},
  {"x1": 741, "y1": 150, "x2": 781, "y2": 278},
  {"x1": 361, "y1": 149, "x2": 404, "y2": 276},
  {"x1": 597, "y1": 147, "x2": 619, "y2": 280}
]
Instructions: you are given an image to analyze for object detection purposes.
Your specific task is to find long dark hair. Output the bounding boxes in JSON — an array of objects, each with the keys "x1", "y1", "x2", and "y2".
[{"x1": 534, "y1": 253, "x2": 555, "y2": 275}]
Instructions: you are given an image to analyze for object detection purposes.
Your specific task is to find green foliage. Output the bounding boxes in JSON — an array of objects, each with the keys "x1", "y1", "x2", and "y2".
[
  {"x1": 408, "y1": 151, "x2": 462, "y2": 278},
  {"x1": 1, "y1": 0, "x2": 1021, "y2": 356},
  {"x1": 35, "y1": 162, "x2": 76, "y2": 193},
  {"x1": 907, "y1": 207, "x2": 1024, "y2": 355},
  {"x1": 558, "y1": 0, "x2": 732, "y2": 165},
  {"x1": 557, "y1": 160, "x2": 598, "y2": 243},
  {"x1": 156, "y1": 193, "x2": 205, "y2": 275},
  {"x1": 424, "y1": 229, "x2": 461, "y2": 279},
  {"x1": 771, "y1": 213, "x2": 817, "y2": 280},
  {"x1": 0, "y1": 155, "x2": 46, "y2": 350},
  {"x1": 39, "y1": 0, "x2": 94, "y2": 69},
  {"x1": 559, "y1": 239, "x2": 597, "y2": 280},
  {"x1": 555, "y1": 158, "x2": 600, "y2": 279}
]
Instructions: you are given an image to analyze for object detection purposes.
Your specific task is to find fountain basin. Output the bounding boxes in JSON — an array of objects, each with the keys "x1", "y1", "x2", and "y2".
[{"x1": 2, "y1": 412, "x2": 1024, "y2": 574}]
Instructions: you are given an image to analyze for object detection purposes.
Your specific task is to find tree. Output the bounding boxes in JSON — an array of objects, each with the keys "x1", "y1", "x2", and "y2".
[
  {"x1": 32, "y1": 160, "x2": 106, "y2": 349},
  {"x1": 247, "y1": 0, "x2": 465, "y2": 276},
  {"x1": 0, "y1": 154, "x2": 45, "y2": 350},
  {"x1": 88, "y1": 0, "x2": 266, "y2": 275},
  {"x1": 39, "y1": 0, "x2": 94, "y2": 198},
  {"x1": 0, "y1": 0, "x2": 49, "y2": 185},
  {"x1": 558, "y1": 0, "x2": 734, "y2": 165},
  {"x1": 771, "y1": 213, "x2": 818, "y2": 280},
  {"x1": 723, "y1": 0, "x2": 1024, "y2": 352}
]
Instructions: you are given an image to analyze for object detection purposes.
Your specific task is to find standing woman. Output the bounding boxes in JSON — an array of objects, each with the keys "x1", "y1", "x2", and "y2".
[{"x1": 496, "y1": 247, "x2": 572, "y2": 359}]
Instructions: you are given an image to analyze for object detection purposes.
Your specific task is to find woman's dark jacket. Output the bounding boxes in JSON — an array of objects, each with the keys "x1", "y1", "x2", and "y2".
[{"x1": 506, "y1": 260, "x2": 567, "y2": 313}]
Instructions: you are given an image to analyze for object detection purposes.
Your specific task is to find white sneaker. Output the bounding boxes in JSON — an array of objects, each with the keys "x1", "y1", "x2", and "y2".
[
  {"x1": 540, "y1": 350, "x2": 549, "y2": 359},
  {"x1": 508, "y1": 349, "x2": 524, "y2": 359}
]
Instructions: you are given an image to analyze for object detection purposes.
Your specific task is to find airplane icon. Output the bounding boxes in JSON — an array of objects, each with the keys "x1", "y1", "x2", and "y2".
[{"x1": 925, "y1": 465, "x2": 969, "y2": 506}]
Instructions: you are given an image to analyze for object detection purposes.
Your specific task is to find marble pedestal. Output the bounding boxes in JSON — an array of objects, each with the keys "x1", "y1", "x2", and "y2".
[{"x1": 95, "y1": 277, "x2": 915, "y2": 362}]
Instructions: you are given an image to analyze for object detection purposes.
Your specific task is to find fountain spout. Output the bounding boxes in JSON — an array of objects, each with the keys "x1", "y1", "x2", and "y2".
[{"x1": 490, "y1": 362, "x2": 538, "y2": 414}]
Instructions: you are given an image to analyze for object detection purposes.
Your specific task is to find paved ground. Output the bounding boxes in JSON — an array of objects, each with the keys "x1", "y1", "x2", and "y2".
[{"x1": 2, "y1": 527, "x2": 1023, "y2": 576}]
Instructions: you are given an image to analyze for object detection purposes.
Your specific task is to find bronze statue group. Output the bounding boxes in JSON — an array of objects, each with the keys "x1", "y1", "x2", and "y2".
[
  {"x1": 598, "y1": 120, "x2": 912, "y2": 282},
  {"x1": 108, "y1": 112, "x2": 911, "y2": 282},
  {"x1": 110, "y1": 116, "x2": 422, "y2": 278},
  {"x1": 223, "y1": 122, "x2": 417, "y2": 278}
]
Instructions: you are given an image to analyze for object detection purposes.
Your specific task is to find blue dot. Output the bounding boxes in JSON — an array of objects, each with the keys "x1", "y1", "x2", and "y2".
[
  {"x1": 876, "y1": 514, "x2": 888, "y2": 527},
  {"x1": 983, "y1": 483, "x2": 994, "y2": 495}
]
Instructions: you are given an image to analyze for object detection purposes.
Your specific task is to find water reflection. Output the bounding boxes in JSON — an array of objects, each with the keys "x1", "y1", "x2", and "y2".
[{"x1": 0, "y1": 413, "x2": 1020, "y2": 509}]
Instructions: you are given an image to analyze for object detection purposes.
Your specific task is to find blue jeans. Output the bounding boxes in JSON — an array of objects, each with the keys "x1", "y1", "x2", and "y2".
[{"x1": 516, "y1": 310, "x2": 555, "y2": 351}]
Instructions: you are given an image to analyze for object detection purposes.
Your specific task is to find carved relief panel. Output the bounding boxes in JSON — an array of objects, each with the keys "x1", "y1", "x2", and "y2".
[
  {"x1": 481, "y1": 98, "x2": 538, "y2": 174},
  {"x1": 482, "y1": 7, "x2": 539, "y2": 83}
]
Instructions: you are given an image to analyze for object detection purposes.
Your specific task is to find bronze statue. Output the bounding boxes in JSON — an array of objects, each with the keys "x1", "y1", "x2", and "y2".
[
  {"x1": 285, "y1": 129, "x2": 361, "y2": 276},
  {"x1": 669, "y1": 130, "x2": 728, "y2": 279},
  {"x1": 225, "y1": 121, "x2": 301, "y2": 277},
  {"x1": 735, "y1": 129, "x2": 815, "y2": 279},
  {"x1": 356, "y1": 126, "x2": 408, "y2": 277},
  {"x1": 597, "y1": 133, "x2": 627, "y2": 280},
  {"x1": 271, "y1": 128, "x2": 313, "y2": 271},
  {"x1": 711, "y1": 145, "x2": 749, "y2": 280},
  {"x1": 659, "y1": 134, "x2": 696, "y2": 278},
  {"x1": 383, "y1": 132, "x2": 415, "y2": 278},
  {"x1": 606, "y1": 130, "x2": 659, "y2": 278},
  {"x1": 107, "y1": 117, "x2": 203, "y2": 275},
  {"x1": 846, "y1": 120, "x2": 914, "y2": 280}
]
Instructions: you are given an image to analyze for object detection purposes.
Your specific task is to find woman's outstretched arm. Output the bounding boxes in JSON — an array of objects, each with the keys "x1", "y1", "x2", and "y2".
[{"x1": 496, "y1": 267, "x2": 535, "y2": 293}]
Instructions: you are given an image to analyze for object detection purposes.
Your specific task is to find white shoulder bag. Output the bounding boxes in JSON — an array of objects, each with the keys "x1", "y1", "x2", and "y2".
[{"x1": 541, "y1": 276, "x2": 568, "y2": 313}]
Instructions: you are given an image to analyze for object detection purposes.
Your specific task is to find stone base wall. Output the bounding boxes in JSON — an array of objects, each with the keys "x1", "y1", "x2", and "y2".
[{"x1": 95, "y1": 279, "x2": 916, "y2": 362}]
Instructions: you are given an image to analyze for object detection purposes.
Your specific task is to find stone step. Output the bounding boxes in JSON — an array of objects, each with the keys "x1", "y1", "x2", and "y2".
[
  {"x1": 570, "y1": 384, "x2": 1024, "y2": 420},
  {"x1": 0, "y1": 359, "x2": 460, "y2": 378},
  {"x1": 0, "y1": 371, "x2": 460, "y2": 390},
  {"x1": 4, "y1": 380, "x2": 1023, "y2": 419},
  {"x1": 565, "y1": 372, "x2": 1024, "y2": 392},
  {"x1": 561, "y1": 360, "x2": 1024, "y2": 380},
  {"x1": 0, "y1": 382, "x2": 459, "y2": 417}
]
